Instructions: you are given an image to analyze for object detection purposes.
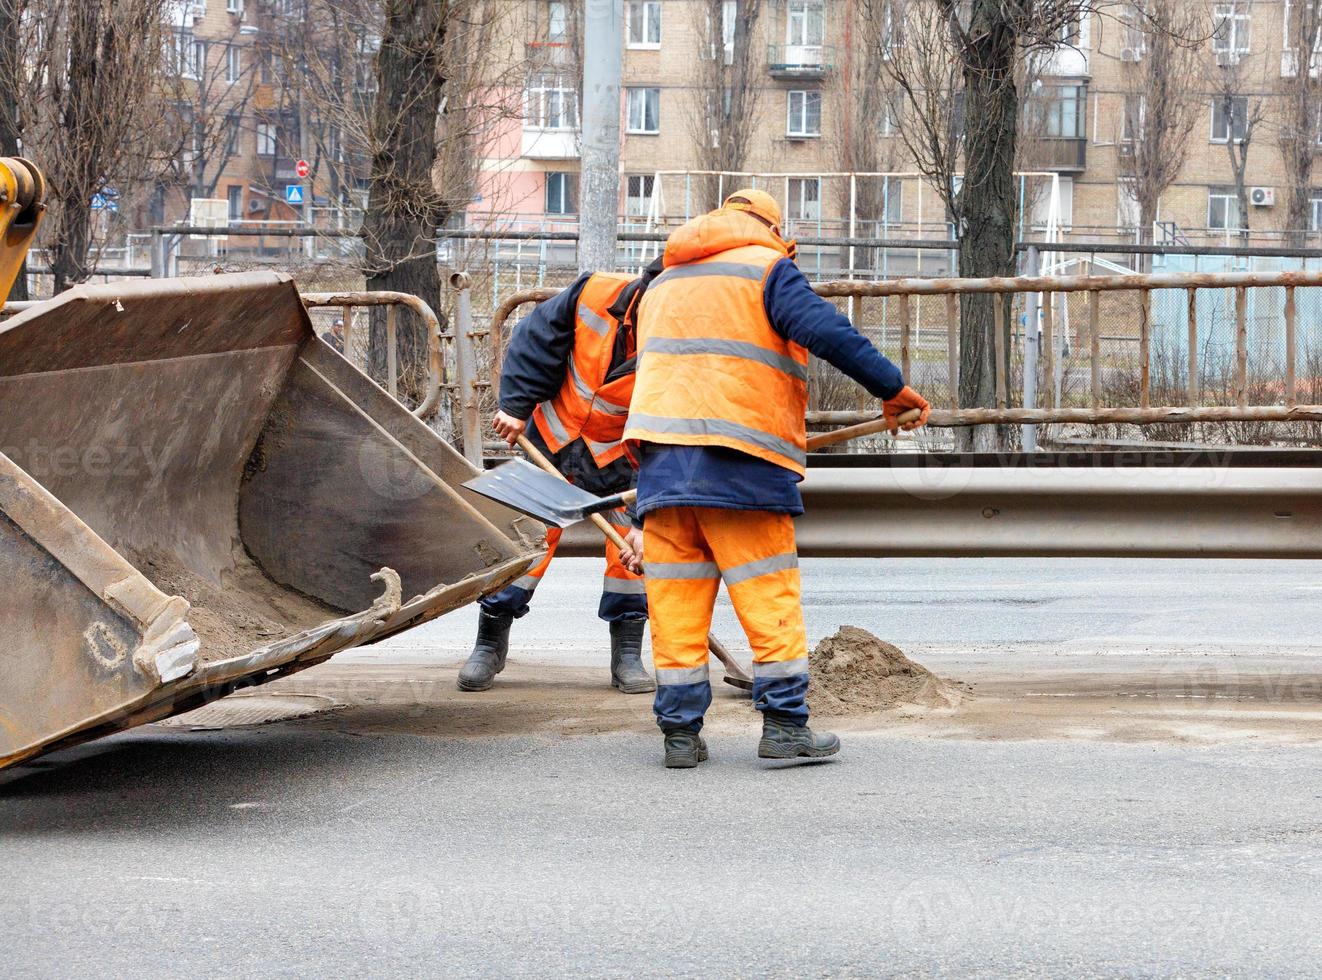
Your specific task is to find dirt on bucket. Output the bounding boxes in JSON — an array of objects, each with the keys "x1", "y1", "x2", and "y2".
[{"x1": 808, "y1": 625, "x2": 969, "y2": 716}]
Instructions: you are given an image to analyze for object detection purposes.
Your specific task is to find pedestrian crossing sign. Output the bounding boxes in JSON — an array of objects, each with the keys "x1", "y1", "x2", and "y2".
[{"x1": 285, "y1": 185, "x2": 305, "y2": 205}]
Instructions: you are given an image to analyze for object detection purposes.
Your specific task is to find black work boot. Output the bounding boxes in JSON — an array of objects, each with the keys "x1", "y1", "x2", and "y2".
[
  {"x1": 609, "y1": 620, "x2": 656, "y2": 694},
  {"x1": 457, "y1": 611, "x2": 513, "y2": 692},
  {"x1": 758, "y1": 715, "x2": 841, "y2": 760},
  {"x1": 663, "y1": 730, "x2": 709, "y2": 769}
]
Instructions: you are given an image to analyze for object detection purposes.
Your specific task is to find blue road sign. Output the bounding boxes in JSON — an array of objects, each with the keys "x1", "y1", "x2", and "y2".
[
  {"x1": 90, "y1": 192, "x2": 118, "y2": 213},
  {"x1": 285, "y1": 185, "x2": 305, "y2": 206}
]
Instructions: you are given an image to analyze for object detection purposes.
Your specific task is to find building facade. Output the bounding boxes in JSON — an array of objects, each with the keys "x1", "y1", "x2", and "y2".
[{"x1": 468, "y1": 0, "x2": 1322, "y2": 258}]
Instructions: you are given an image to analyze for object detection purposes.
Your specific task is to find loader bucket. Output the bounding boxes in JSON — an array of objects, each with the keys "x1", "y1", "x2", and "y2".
[{"x1": 0, "y1": 272, "x2": 543, "y2": 770}]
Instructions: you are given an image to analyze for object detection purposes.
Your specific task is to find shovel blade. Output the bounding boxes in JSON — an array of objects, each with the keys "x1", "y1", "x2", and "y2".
[{"x1": 463, "y1": 457, "x2": 603, "y2": 528}]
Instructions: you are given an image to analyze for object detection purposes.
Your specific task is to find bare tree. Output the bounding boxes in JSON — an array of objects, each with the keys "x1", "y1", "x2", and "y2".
[
  {"x1": 163, "y1": 25, "x2": 261, "y2": 204},
  {"x1": 1277, "y1": 0, "x2": 1322, "y2": 245},
  {"x1": 885, "y1": 0, "x2": 1091, "y2": 446},
  {"x1": 1205, "y1": 1, "x2": 1266, "y2": 244},
  {"x1": 1119, "y1": 0, "x2": 1203, "y2": 252},
  {"x1": 1, "y1": 0, "x2": 174, "y2": 292},
  {"x1": 686, "y1": 0, "x2": 763, "y2": 211},
  {"x1": 0, "y1": 0, "x2": 26, "y2": 297},
  {"x1": 829, "y1": 0, "x2": 905, "y2": 270}
]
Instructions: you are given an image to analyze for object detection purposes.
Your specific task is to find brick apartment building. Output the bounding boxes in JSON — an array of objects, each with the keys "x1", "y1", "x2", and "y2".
[
  {"x1": 161, "y1": 0, "x2": 366, "y2": 232},
  {"x1": 163, "y1": 0, "x2": 1322, "y2": 263},
  {"x1": 466, "y1": 0, "x2": 1322, "y2": 256}
]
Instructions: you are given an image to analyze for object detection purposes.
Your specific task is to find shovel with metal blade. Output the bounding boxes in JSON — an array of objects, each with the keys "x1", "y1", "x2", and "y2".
[{"x1": 464, "y1": 457, "x2": 639, "y2": 528}]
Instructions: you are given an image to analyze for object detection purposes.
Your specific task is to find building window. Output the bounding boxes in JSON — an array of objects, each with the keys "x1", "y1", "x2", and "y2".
[
  {"x1": 879, "y1": 93, "x2": 903, "y2": 136},
  {"x1": 226, "y1": 114, "x2": 242, "y2": 156},
  {"x1": 1207, "y1": 186, "x2": 1241, "y2": 230},
  {"x1": 786, "y1": 90, "x2": 821, "y2": 137},
  {"x1": 227, "y1": 186, "x2": 244, "y2": 221},
  {"x1": 1116, "y1": 178, "x2": 1140, "y2": 231},
  {"x1": 880, "y1": 177, "x2": 903, "y2": 224},
  {"x1": 786, "y1": 0, "x2": 825, "y2": 47},
  {"x1": 702, "y1": 0, "x2": 736, "y2": 61},
  {"x1": 1310, "y1": 191, "x2": 1322, "y2": 232},
  {"x1": 1036, "y1": 84, "x2": 1086, "y2": 138},
  {"x1": 1055, "y1": 13, "x2": 1087, "y2": 46},
  {"x1": 546, "y1": 171, "x2": 578, "y2": 214},
  {"x1": 256, "y1": 121, "x2": 277, "y2": 156},
  {"x1": 626, "y1": 1, "x2": 661, "y2": 48},
  {"x1": 1210, "y1": 95, "x2": 1249, "y2": 143},
  {"x1": 547, "y1": 0, "x2": 567, "y2": 41},
  {"x1": 1118, "y1": 3, "x2": 1146, "y2": 59},
  {"x1": 625, "y1": 174, "x2": 655, "y2": 217},
  {"x1": 881, "y1": 1, "x2": 901, "y2": 57},
  {"x1": 525, "y1": 73, "x2": 578, "y2": 130},
  {"x1": 174, "y1": 31, "x2": 205, "y2": 79},
  {"x1": 1211, "y1": 3, "x2": 1251, "y2": 60},
  {"x1": 786, "y1": 177, "x2": 821, "y2": 222},
  {"x1": 226, "y1": 45, "x2": 242, "y2": 84},
  {"x1": 1121, "y1": 94, "x2": 1146, "y2": 142},
  {"x1": 626, "y1": 87, "x2": 660, "y2": 134}
]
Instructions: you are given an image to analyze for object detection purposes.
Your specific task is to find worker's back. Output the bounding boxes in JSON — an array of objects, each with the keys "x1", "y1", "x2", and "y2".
[{"x1": 627, "y1": 208, "x2": 810, "y2": 476}]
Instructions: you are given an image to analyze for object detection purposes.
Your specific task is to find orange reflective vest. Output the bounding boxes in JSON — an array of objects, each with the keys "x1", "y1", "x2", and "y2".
[
  {"x1": 531, "y1": 272, "x2": 637, "y2": 467},
  {"x1": 623, "y1": 210, "x2": 808, "y2": 475}
]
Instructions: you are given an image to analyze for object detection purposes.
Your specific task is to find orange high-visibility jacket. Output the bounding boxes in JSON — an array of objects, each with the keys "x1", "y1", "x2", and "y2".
[
  {"x1": 624, "y1": 209, "x2": 808, "y2": 475},
  {"x1": 532, "y1": 272, "x2": 637, "y2": 467}
]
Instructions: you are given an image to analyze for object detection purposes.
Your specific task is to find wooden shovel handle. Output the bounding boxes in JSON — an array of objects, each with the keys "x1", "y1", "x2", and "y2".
[{"x1": 806, "y1": 407, "x2": 924, "y2": 452}]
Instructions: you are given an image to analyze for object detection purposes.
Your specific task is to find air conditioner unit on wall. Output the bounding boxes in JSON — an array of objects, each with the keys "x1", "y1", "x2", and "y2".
[
  {"x1": 1251, "y1": 186, "x2": 1275, "y2": 207},
  {"x1": 1120, "y1": 46, "x2": 1142, "y2": 62}
]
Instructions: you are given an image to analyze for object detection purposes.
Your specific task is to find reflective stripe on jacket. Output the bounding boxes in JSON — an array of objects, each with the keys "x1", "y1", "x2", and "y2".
[
  {"x1": 532, "y1": 273, "x2": 637, "y2": 467},
  {"x1": 624, "y1": 209, "x2": 808, "y2": 476}
]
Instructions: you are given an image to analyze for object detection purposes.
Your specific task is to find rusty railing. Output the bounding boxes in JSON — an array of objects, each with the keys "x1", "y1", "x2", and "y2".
[
  {"x1": 489, "y1": 270, "x2": 1322, "y2": 428},
  {"x1": 301, "y1": 291, "x2": 445, "y2": 421}
]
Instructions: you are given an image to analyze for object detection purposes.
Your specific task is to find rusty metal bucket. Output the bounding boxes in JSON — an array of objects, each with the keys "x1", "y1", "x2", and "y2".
[{"x1": 0, "y1": 272, "x2": 542, "y2": 770}]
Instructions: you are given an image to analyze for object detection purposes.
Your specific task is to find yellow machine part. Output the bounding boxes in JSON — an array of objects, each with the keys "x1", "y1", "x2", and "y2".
[{"x1": 0, "y1": 157, "x2": 43, "y2": 304}]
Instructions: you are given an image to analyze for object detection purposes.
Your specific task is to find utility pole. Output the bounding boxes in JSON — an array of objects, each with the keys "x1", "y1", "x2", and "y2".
[{"x1": 578, "y1": 0, "x2": 623, "y2": 273}]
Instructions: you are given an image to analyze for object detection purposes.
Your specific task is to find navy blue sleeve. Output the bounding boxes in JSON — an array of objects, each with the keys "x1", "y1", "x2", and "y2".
[
  {"x1": 763, "y1": 259, "x2": 905, "y2": 400},
  {"x1": 498, "y1": 273, "x2": 592, "y2": 419}
]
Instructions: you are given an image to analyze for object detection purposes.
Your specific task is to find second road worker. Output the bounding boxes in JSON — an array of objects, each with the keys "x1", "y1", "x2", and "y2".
[
  {"x1": 618, "y1": 189, "x2": 931, "y2": 768},
  {"x1": 464, "y1": 262, "x2": 662, "y2": 695}
]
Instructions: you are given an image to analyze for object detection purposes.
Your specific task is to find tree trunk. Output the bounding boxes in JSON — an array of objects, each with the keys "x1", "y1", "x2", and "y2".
[
  {"x1": 0, "y1": 0, "x2": 25, "y2": 299},
  {"x1": 360, "y1": 0, "x2": 449, "y2": 402},
  {"x1": 956, "y1": 1, "x2": 1018, "y2": 451}
]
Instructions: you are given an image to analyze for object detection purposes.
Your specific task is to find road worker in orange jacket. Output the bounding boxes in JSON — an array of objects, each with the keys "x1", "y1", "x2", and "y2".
[
  {"x1": 464, "y1": 264, "x2": 661, "y2": 695},
  {"x1": 619, "y1": 189, "x2": 931, "y2": 768}
]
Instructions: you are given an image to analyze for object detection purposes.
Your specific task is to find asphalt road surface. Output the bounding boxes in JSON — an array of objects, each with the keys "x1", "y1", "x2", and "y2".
[{"x1": 4, "y1": 558, "x2": 1322, "y2": 977}]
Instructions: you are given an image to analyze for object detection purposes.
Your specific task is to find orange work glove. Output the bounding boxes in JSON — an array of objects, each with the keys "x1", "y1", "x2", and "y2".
[{"x1": 882, "y1": 385, "x2": 931, "y2": 431}]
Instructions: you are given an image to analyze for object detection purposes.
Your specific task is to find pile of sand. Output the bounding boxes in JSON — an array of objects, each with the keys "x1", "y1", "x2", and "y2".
[{"x1": 808, "y1": 625, "x2": 969, "y2": 716}]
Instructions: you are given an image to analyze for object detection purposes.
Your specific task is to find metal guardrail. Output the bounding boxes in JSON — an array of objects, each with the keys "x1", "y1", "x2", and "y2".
[
  {"x1": 555, "y1": 454, "x2": 1322, "y2": 558},
  {"x1": 490, "y1": 269, "x2": 1322, "y2": 430}
]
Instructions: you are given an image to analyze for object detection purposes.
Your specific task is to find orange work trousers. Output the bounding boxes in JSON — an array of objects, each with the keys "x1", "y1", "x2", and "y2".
[{"x1": 644, "y1": 507, "x2": 809, "y2": 731}]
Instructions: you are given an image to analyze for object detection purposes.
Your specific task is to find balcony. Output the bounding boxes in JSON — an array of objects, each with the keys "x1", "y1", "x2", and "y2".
[
  {"x1": 767, "y1": 44, "x2": 835, "y2": 79},
  {"x1": 526, "y1": 41, "x2": 573, "y2": 69},
  {"x1": 521, "y1": 128, "x2": 580, "y2": 160},
  {"x1": 1031, "y1": 137, "x2": 1087, "y2": 173}
]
